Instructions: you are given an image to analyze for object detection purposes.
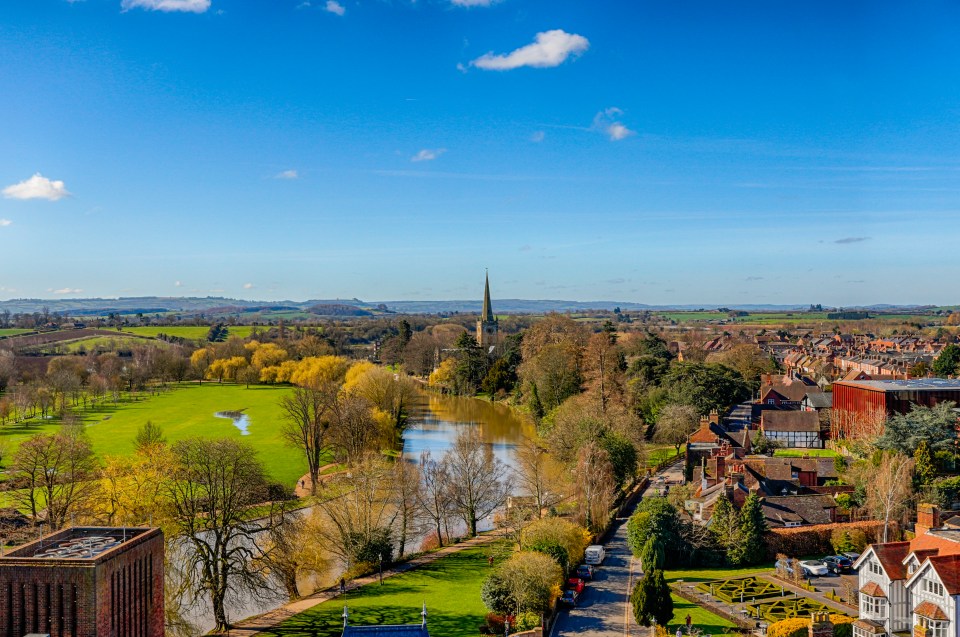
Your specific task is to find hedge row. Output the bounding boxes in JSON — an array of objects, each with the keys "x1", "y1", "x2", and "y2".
[
  {"x1": 768, "y1": 615, "x2": 853, "y2": 637},
  {"x1": 765, "y1": 521, "x2": 888, "y2": 559}
]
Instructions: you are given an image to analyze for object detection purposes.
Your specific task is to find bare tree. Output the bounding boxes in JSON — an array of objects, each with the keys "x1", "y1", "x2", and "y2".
[
  {"x1": 417, "y1": 450, "x2": 454, "y2": 547},
  {"x1": 254, "y1": 512, "x2": 330, "y2": 600},
  {"x1": 576, "y1": 441, "x2": 616, "y2": 533},
  {"x1": 280, "y1": 386, "x2": 333, "y2": 495},
  {"x1": 514, "y1": 437, "x2": 563, "y2": 518},
  {"x1": 392, "y1": 459, "x2": 423, "y2": 557},
  {"x1": 328, "y1": 392, "x2": 381, "y2": 464},
  {"x1": 444, "y1": 428, "x2": 511, "y2": 537},
  {"x1": 11, "y1": 430, "x2": 99, "y2": 530},
  {"x1": 865, "y1": 451, "x2": 915, "y2": 542},
  {"x1": 166, "y1": 438, "x2": 280, "y2": 632},
  {"x1": 653, "y1": 404, "x2": 700, "y2": 456}
]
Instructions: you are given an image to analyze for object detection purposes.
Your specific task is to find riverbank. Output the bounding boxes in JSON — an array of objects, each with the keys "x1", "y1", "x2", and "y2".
[{"x1": 228, "y1": 532, "x2": 507, "y2": 637}]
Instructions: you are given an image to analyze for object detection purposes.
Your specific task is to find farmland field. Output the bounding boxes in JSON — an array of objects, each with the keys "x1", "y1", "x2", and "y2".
[
  {"x1": 0, "y1": 329, "x2": 33, "y2": 338},
  {"x1": 1, "y1": 383, "x2": 308, "y2": 487},
  {"x1": 120, "y1": 325, "x2": 259, "y2": 340}
]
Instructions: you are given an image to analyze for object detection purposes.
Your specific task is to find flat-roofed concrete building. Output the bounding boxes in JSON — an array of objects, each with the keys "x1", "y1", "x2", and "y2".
[
  {"x1": 0, "y1": 527, "x2": 164, "y2": 637},
  {"x1": 832, "y1": 378, "x2": 960, "y2": 440}
]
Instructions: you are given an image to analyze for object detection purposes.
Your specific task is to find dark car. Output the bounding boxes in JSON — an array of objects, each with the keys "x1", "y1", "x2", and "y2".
[
  {"x1": 559, "y1": 589, "x2": 578, "y2": 607},
  {"x1": 823, "y1": 555, "x2": 854, "y2": 574},
  {"x1": 576, "y1": 564, "x2": 595, "y2": 581},
  {"x1": 842, "y1": 551, "x2": 861, "y2": 563}
]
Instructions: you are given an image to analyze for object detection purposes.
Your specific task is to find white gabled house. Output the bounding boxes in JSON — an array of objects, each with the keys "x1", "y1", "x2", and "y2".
[
  {"x1": 853, "y1": 542, "x2": 912, "y2": 637},
  {"x1": 904, "y1": 555, "x2": 960, "y2": 637}
]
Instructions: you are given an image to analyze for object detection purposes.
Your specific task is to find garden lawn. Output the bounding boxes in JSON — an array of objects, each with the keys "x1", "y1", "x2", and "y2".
[
  {"x1": 669, "y1": 594, "x2": 738, "y2": 637},
  {"x1": 773, "y1": 449, "x2": 838, "y2": 458},
  {"x1": 0, "y1": 328, "x2": 32, "y2": 337},
  {"x1": 665, "y1": 564, "x2": 773, "y2": 584},
  {"x1": 259, "y1": 543, "x2": 507, "y2": 637}
]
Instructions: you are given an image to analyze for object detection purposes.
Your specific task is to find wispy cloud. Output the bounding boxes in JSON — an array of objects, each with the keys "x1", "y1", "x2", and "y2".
[
  {"x1": 243, "y1": 283, "x2": 254, "y2": 289},
  {"x1": 174, "y1": 280, "x2": 183, "y2": 287},
  {"x1": 833, "y1": 237, "x2": 871, "y2": 244},
  {"x1": 121, "y1": 0, "x2": 210, "y2": 12},
  {"x1": 411, "y1": 148, "x2": 446, "y2": 162},
  {"x1": 49, "y1": 287, "x2": 83, "y2": 295},
  {"x1": 451, "y1": 0, "x2": 499, "y2": 6},
  {"x1": 0, "y1": 219, "x2": 11, "y2": 227},
  {"x1": 470, "y1": 29, "x2": 589, "y2": 71},
  {"x1": 592, "y1": 108, "x2": 634, "y2": 141},
  {"x1": 324, "y1": 0, "x2": 345, "y2": 16},
  {"x1": 275, "y1": 169, "x2": 299, "y2": 180},
  {"x1": 746, "y1": 276, "x2": 764, "y2": 281},
  {"x1": 3, "y1": 173, "x2": 71, "y2": 201},
  {"x1": 530, "y1": 131, "x2": 546, "y2": 143}
]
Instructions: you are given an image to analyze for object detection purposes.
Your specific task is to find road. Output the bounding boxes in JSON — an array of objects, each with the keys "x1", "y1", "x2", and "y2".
[{"x1": 553, "y1": 461, "x2": 684, "y2": 637}]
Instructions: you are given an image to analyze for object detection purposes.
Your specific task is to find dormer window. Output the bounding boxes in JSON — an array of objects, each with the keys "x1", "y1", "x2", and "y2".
[{"x1": 869, "y1": 561, "x2": 883, "y2": 575}]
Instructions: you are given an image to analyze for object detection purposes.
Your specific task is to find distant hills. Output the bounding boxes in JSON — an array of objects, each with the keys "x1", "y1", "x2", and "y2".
[{"x1": 0, "y1": 296, "x2": 937, "y2": 316}]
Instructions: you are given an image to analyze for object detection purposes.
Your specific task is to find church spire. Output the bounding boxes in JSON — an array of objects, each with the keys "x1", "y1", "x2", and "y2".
[{"x1": 481, "y1": 270, "x2": 494, "y2": 322}]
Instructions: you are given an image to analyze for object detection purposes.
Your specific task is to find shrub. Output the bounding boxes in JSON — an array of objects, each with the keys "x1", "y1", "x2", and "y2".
[
  {"x1": 831, "y1": 615, "x2": 854, "y2": 637},
  {"x1": 528, "y1": 540, "x2": 570, "y2": 574},
  {"x1": 831, "y1": 528, "x2": 867, "y2": 554},
  {"x1": 485, "y1": 613, "x2": 506, "y2": 635},
  {"x1": 513, "y1": 611, "x2": 541, "y2": 632},
  {"x1": 522, "y1": 517, "x2": 590, "y2": 567},
  {"x1": 481, "y1": 573, "x2": 512, "y2": 615},
  {"x1": 766, "y1": 521, "x2": 884, "y2": 559},
  {"x1": 767, "y1": 618, "x2": 808, "y2": 637}
]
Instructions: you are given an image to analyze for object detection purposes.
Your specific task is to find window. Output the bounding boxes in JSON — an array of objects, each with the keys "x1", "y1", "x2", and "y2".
[
  {"x1": 870, "y1": 561, "x2": 883, "y2": 575},
  {"x1": 924, "y1": 579, "x2": 945, "y2": 597},
  {"x1": 918, "y1": 617, "x2": 947, "y2": 637},
  {"x1": 862, "y1": 595, "x2": 887, "y2": 617}
]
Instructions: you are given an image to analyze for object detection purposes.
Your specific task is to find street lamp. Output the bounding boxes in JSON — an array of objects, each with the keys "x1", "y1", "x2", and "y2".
[{"x1": 379, "y1": 554, "x2": 384, "y2": 585}]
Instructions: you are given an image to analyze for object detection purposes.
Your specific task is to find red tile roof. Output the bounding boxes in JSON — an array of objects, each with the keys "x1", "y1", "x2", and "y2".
[
  {"x1": 860, "y1": 582, "x2": 886, "y2": 598},
  {"x1": 914, "y1": 601, "x2": 949, "y2": 621},
  {"x1": 872, "y1": 542, "x2": 912, "y2": 580}
]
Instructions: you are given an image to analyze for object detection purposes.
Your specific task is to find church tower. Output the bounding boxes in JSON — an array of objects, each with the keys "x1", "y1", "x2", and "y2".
[{"x1": 476, "y1": 271, "x2": 499, "y2": 349}]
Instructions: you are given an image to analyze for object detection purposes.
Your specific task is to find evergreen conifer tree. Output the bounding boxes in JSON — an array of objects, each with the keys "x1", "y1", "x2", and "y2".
[
  {"x1": 631, "y1": 569, "x2": 673, "y2": 627},
  {"x1": 914, "y1": 440, "x2": 936, "y2": 486},
  {"x1": 639, "y1": 536, "x2": 665, "y2": 572},
  {"x1": 710, "y1": 493, "x2": 739, "y2": 563},
  {"x1": 728, "y1": 492, "x2": 768, "y2": 566}
]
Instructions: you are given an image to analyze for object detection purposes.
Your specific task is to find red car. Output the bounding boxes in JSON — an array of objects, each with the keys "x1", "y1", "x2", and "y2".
[{"x1": 566, "y1": 577, "x2": 585, "y2": 594}]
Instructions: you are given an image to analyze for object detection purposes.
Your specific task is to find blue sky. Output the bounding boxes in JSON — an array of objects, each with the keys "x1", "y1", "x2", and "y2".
[{"x1": 1, "y1": 0, "x2": 959, "y2": 306}]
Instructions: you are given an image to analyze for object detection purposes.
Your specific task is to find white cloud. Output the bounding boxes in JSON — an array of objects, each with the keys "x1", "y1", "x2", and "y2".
[
  {"x1": 411, "y1": 148, "x2": 446, "y2": 162},
  {"x1": 49, "y1": 287, "x2": 83, "y2": 295},
  {"x1": 451, "y1": 0, "x2": 499, "y2": 6},
  {"x1": 593, "y1": 107, "x2": 635, "y2": 141},
  {"x1": 120, "y1": 0, "x2": 210, "y2": 13},
  {"x1": 530, "y1": 131, "x2": 546, "y2": 143},
  {"x1": 0, "y1": 219, "x2": 11, "y2": 227},
  {"x1": 243, "y1": 283, "x2": 254, "y2": 289},
  {"x1": 276, "y1": 169, "x2": 299, "y2": 179},
  {"x1": 324, "y1": 0, "x2": 345, "y2": 15},
  {"x1": 174, "y1": 280, "x2": 183, "y2": 287},
  {"x1": 3, "y1": 173, "x2": 71, "y2": 201},
  {"x1": 470, "y1": 29, "x2": 589, "y2": 71}
]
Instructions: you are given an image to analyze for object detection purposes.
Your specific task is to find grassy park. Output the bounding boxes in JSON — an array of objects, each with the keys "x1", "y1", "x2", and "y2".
[
  {"x1": 669, "y1": 594, "x2": 738, "y2": 637},
  {"x1": 120, "y1": 325, "x2": 258, "y2": 340},
  {"x1": 1, "y1": 383, "x2": 307, "y2": 486},
  {"x1": 773, "y1": 448, "x2": 839, "y2": 458},
  {"x1": 260, "y1": 543, "x2": 507, "y2": 637}
]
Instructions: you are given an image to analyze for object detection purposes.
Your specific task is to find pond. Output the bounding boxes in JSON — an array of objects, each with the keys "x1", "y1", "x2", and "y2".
[{"x1": 214, "y1": 410, "x2": 251, "y2": 435}]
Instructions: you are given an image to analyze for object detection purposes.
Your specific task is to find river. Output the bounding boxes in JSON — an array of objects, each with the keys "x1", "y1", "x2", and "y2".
[{"x1": 181, "y1": 391, "x2": 533, "y2": 634}]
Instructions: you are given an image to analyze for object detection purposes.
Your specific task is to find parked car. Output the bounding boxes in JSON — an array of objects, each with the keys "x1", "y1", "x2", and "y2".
[
  {"x1": 841, "y1": 551, "x2": 861, "y2": 563},
  {"x1": 566, "y1": 577, "x2": 585, "y2": 594},
  {"x1": 585, "y1": 545, "x2": 606, "y2": 565},
  {"x1": 559, "y1": 589, "x2": 578, "y2": 607},
  {"x1": 799, "y1": 560, "x2": 830, "y2": 577},
  {"x1": 822, "y1": 555, "x2": 854, "y2": 574},
  {"x1": 576, "y1": 564, "x2": 595, "y2": 581}
]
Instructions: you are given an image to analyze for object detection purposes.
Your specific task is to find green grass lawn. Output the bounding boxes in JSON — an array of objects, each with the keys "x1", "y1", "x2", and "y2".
[
  {"x1": 773, "y1": 448, "x2": 838, "y2": 458},
  {"x1": 260, "y1": 543, "x2": 507, "y2": 637},
  {"x1": 669, "y1": 593, "x2": 737, "y2": 637},
  {"x1": 0, "y1": 328, "x2": 32, "y2": 337},
  {"x1": 665, "y1": 563, "x2": 772, "y2": 585},
  {"x1": 2, "y1": 383, "x2": 307, "y2": 486},
  {"x1": 646, "y1": 445, "x2": 683, "y2": 468},
  {"x1": 120, "y1": 325, "x2": 258, "y2": 340}
]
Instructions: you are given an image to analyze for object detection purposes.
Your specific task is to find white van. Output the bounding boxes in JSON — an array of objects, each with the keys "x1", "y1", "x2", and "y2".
[{"x1": 584, "y1": 545, "x2": 605, "y2": 565}]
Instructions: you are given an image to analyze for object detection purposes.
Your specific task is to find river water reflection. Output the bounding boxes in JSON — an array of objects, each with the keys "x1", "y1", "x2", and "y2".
[{"x1": 402, "y1": 392, "x2": 536, "y2": 468}]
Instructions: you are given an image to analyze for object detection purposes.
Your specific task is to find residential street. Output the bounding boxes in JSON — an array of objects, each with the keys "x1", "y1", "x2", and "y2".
[{"x1": 553, "y1": 460, "x2": 684, "y2": 637}]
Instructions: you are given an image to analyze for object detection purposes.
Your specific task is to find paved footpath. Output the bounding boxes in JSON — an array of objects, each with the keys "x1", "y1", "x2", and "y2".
[{"x1": 229, "y1": 533, "x2": 501, "y2": 636}]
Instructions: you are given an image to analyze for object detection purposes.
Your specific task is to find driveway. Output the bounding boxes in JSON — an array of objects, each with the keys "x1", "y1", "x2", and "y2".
[{"x1": 553, "y1": 462, "x2": 682, "y2": 637}]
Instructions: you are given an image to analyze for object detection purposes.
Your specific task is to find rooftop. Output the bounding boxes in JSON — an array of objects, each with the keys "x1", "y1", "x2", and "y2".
[
  {"x1": 836, "y1": 379, "x2": 960, "y2": 392},
  {"x1": 2, "y1": 527, "x2": 152, "y2": 561}
]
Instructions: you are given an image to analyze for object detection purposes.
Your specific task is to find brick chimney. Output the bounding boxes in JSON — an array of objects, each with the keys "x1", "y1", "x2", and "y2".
[
  {"x1": 709, "y1": 409, "x2": 720, "y2": 425},
  {"x1": 916, "y1": 503, "x2": 941, "y2": 536},
  {"x1": 809, "y1": 612, "x2": 833, "y2": 637}
]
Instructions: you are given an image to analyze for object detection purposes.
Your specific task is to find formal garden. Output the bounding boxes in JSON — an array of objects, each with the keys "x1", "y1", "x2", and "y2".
[
  {"x1": 695, "y1": 576, "x2": 785, "y2": 604},
  {"x1": 745, "y1": 597, "x2": 849, "y2": 622}
]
